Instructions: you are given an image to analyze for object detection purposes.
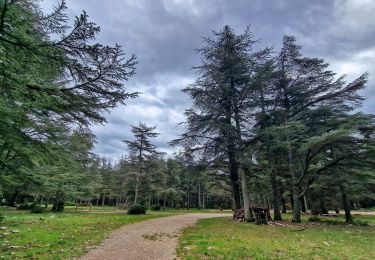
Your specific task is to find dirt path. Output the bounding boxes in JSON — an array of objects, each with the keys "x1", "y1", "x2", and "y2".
[{"x1": 79, "y1": 213, "x2": 231, "y2": 260}]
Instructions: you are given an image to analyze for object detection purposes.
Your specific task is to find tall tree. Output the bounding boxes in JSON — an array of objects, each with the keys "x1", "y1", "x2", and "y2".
[
  {"x1": 174, "y1": 26, "x2": 270, "y2": 215},
  {"x1": 258, "y1": 36, "x2": 371, "y2": 222},
  {"x1": 123, "y1": 123, "x2": 162, "y2": 204}
]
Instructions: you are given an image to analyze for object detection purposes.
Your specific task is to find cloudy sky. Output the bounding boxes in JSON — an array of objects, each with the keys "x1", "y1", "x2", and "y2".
[{"x1": 43, "y1": 0, "x2": 375, "y2": 161}]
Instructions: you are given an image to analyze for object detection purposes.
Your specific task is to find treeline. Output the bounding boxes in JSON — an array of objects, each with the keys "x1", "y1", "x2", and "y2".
[
  {"x1": 173, "y1": 26, "x2": 375, "y2": 223},
  {"x1": 1, "y1": 126, "x2": 233, "y2": 210}
]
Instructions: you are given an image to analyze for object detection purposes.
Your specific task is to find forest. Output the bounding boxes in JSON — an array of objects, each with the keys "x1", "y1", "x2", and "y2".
[
  {"x1": 1, "y1": 0, "x2": 374, "y2": 224},
  {"x1": 1, "y1": 1, "x2": 375, "y2": 259}
]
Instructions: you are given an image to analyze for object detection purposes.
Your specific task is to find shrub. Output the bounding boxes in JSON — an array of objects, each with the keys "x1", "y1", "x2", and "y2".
[
  {"x1": 353, "y1": 219, "x2": 368, "y2": 226},
  {"x1": 52, "y1": 201, "x2": 64, "y2": 212},
  {"x1": 64, "y1": 202, "x2": 76, "y2": 206},
  {"x1": 308, "y1": 216, "x2": 321, "y2": 222},
  {"x1": 127, "y1": 204, "x2": 146, "y2": 215},
  {"x1": 30, "y1": 205, "x2": 45, "y2": 214},
  {"x1": 151, "y1": 204, "x2": 161, "y2": 211},
  {"x1": 17, "y1": 203, "x2": 33, "y2": 210},
  {"x1": 255, "y1": 219, "x2": 268, "y2": 225}
]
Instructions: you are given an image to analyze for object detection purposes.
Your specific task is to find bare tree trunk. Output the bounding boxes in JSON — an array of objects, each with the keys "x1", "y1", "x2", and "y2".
[
  {"x1": 301, "y1": 197, "x2": 306, "y2": 213},
  {"x1": 339, "y1": 183, "x2": 353, "y2": 223},
  {"x1": 271, "y1": 171, "x2": 282, "y2": 220},
  {"x1": 281, "y1": 197, "x2": 286, "y2": 213},
  {"x1": 240, "y1": 170, "x2": 251, "y2": 221},
  {"x1": 134, "y1": 183, "x2": 139, "y2": 205},
  {"x1": 198, "y1": 180, "x2": 202, "y2": 209},
  {"x1": 292, "y1": 191, "x2": 301, "y2": 223},
  {"x1": 319, "y1": 198, "x2": 328, "y2": 214},
  {"x1": 101, "y1": 194, "x2": 105, "y2": 206}
]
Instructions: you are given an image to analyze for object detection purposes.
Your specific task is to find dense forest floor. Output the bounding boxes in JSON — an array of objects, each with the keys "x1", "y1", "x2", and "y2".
[{"x1": 178, "y1": 214, "x2": 375, "y2": 260}]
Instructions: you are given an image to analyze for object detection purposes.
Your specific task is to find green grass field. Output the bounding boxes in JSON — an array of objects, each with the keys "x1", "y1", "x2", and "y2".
[
  {"x1": 0, "y1": 207, "x2": 169, "y2": 259},
  {"x1": 178, "y1": 214, "x2": 375, "y2": 260},
  {"x1": 0, "y1": 206, "x2": 226, "y2": 259}
]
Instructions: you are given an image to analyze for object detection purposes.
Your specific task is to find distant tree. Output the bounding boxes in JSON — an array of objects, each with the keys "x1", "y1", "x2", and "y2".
[{"x1": 123, "y1": 123, "x2": 163, "y2": 204}]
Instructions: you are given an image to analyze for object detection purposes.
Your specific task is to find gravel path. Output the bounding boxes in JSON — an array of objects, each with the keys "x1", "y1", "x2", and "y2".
[{"x1": 79, "y1": 213, "x2": 231, "y2": 260}]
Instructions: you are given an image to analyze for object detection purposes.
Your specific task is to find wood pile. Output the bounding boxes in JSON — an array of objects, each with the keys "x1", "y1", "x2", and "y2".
[
  {"x1": 233, "y1": 208, "x2": 246, "y2": 221},
  {"x1": 233, "y1": 207, "x2": 272, "y2": 224}
]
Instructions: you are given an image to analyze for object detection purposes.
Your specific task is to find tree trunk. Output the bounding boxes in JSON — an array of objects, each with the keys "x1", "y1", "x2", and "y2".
[
  {"x1": 270, "y1": 172, "x2": 282, "y2": 220},
  {"x1": 290, "y1": 195, "x2": 294, "y2": 210},
  {"x1": 228, "y1": 151, "x2": 241, "y2": 209},
  {"x1": 101, "y1": 194, "x2": 105, "y2": 206},
  {"x1": 339, "y1": 183, "x2": 353, "y2": 223},
  {"x1": 134, "y1": 183, "x2": 139, "y2": 205},
  {"x1": 8, "y1": 190, "x2": 20, "y2": 207},
  {"x1": 292, "y1": 191, "x2": 301, "y2": 223},
  {"x1": 198, "y1": 180, "x2": 202, "y2": 209},
  {"x1": 301, "y1": 197, "x2": 306, "y2": 213},
  {"x1": 240, "y1": 170, "x2": 251, "y2": 221},
  {"x1": 319, "y1": 198, "x2": 328, "y2": 214},
  {"x1": 281, "y1": 197, "x2": 287, "y2": 213}
]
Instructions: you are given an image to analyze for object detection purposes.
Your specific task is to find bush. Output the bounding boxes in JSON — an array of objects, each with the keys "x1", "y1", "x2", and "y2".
[
  {"x1": 64, "y1": 202, "x2": 76, "y2": 206},
  {"x1": 17, "y1": 203, "x2": 34, "y2": 210},
  {"x1": 52, "y1": 201, "x2": 64, "y2": 212},
  {"x1": 353, "y1": 219, "x2": 368, "y2": 226},
  {"x1": 30, "y1": 205, "x2": 45, "y2": 214},
  {"x1": 308, "y1": 216, "x2": 321, "y2": 222},
  {"x1": 127, "y1": 204, "x2": 146, "y2": 215},
  {"x1": 151, "y1": 204, "x2": 161, "y2": 211}
]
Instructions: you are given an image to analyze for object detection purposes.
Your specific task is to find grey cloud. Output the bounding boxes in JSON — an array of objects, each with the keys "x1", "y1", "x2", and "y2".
[{"x1": 44, "y1": 0, "x2": 375, "y2": 160}]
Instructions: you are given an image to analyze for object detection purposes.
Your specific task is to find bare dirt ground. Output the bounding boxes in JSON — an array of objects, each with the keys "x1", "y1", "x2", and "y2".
[{"x1": 79, "y1": 213, "x2": 231, "y2": 260}]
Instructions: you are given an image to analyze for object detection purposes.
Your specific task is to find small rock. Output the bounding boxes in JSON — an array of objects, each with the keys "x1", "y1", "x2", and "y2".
[
  {"x1": 323, "y1": 241, "x2": 330, "y2": 246},
  {"x1": 11, "y1": 230, "x2": 20, "y2": 233},
  {"x1": 9, "y1": 245, "x2": 22, "y2": 249},
  {"x1": 0, "y1": 227, "x2": 7, "y2": 230}
]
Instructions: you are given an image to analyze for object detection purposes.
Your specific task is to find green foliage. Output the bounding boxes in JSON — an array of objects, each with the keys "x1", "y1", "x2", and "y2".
[
  {"x1": 151, "y1": 205, "x2": 161, "y2": 211},
  {"x1": 0, "y1": 0, "x2": 136, "y2": 208},
  {"x1": 308, "y1": 216, "x2": 321, "y2": 222},
  {"x1": 30, "y1": 205, "x2": 45, "y2": 214},
  {"x1": 353, "y1": 218, "x2": 368, "y2": 226},
  {"x1": 52, "y1": 201, "x2": 64, "y2": 212},
  {"x1": 127, "y1": 204, "x2": 147, "y2": 215},
  {"x1": 16, "y1": 203, "x2": 34, "y2": 210}
]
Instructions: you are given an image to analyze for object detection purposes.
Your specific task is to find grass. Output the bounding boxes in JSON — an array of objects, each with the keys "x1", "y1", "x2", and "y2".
[
  {"x1": 0, "y1": 207, "x2": 170, "y2": 259},
  {"x1": 178, "y1": 214, "x2": 375, "y2": 260}
]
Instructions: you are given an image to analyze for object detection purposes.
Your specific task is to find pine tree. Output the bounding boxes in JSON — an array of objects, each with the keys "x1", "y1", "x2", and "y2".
[
  {"x1": 123, "y1": 123, "x2": 163, "y2": 204},
  {"x1": 174, "y1": 26, "x2": 270, "y2": 215}
]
